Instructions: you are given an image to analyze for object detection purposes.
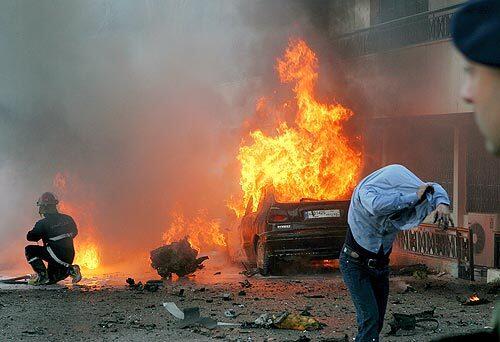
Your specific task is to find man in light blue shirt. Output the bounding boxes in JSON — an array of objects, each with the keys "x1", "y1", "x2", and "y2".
[{"x1": 340, "y1": 164, "x2": 451, "y2": 342}]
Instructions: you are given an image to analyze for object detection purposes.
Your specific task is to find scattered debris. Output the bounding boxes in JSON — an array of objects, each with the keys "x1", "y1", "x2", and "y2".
[
  {"x1": 239, "y1": 279, "x2": 252, "y2": 288},
  {"x1": 388, "y1": 309, "x2": 438, "y2": 335},
  {"x1": 214, "y1": 271, "x2": 221, "y2": 276},
  {"x1": 224, "y1": 309, "x2": 239, "y2": 318},
  {"x1": 163, "y1": 302, "x2": 185, "y2": 319},
  {"x1": 299, "y1": 307, "x2": 312, "y2": 316},
  {"x1": 274, "y1": 312, "x2": 325, "y2": 331},
  {"x1": 144, "y1": 282, "x2": 160, "y2": 293},
  {"x1": 150, "y1": 237, "x2": 209, "y2": 278},
  {"x1": 238, "y1": 290, "x2": 246, "y2": 296},
  {"x1": 243, "y1": 312, "x2": 325, "y2": 331},
  {"x1": 437, "y1": 271, "x2": 446, "y2": 278},
  {"x1": 177, "y1": 289, "x2": 185, "y2": 297},
  {"x1": 126, "y1": 278, "x2": 135, "y2": 287},
  {"x1": 413, "y1": 269, "x2": 428, "y2": 280},
  {"x1": 462, "y1": 294, "x2": 490, "y2": 306},
  {"x1": 222, "y1": 293, "x2": 232, "y2": 301},
  {"x1": 21, "y1": 327, "x2": 45, "y2": 335},
  {"x1": 126, "y1": 278, "x2": 144, "y2": 291},
  {"x1": 251, "y1": 313, "x2": 274, "y2": 328},
  {"x1": 126, "y1": 278, "x2": 162, "y2": 292},
  {"x1": 163, "y1": 302, "x2": 240, "y2": 329}
]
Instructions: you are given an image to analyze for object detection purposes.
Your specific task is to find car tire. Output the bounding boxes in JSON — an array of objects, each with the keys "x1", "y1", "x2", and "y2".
[{"x1": 256, "y1": 239, "x2": 272, "y2": 276}]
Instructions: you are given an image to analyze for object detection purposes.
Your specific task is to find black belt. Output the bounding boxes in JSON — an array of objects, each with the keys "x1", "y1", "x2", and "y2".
[{"x1": 342, "y1": 244, "x2": 389, "y2": 269}]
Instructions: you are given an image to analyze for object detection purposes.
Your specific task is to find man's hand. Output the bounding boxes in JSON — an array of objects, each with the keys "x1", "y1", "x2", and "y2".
[{"x1": 434, "y1": 204, "x2": 454, "y2": 230}]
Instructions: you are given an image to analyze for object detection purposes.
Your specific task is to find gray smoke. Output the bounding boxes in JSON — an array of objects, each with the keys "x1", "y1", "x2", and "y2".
[{"x1": 0, "y1": 0, "x2": 335, "y2": 270}]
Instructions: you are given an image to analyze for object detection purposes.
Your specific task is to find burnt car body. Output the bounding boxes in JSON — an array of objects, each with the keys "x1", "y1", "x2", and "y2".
[{"x1": 240, "y1": 192, "x2": 349, "y2": 275}]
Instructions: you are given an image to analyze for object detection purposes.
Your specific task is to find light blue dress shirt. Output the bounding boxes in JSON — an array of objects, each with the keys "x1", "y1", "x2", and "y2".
[{"x1": 348, "y1": 164, "x2": 451, "y2": 254}]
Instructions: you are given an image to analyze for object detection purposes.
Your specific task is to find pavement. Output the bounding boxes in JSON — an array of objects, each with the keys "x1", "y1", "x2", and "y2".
[{"x1": 0, "y1": 263, "x2": 497, "y2": 341}]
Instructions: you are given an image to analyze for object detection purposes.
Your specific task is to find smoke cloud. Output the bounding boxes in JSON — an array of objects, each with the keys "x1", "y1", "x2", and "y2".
[{"x1": 0, "y1": 0, "x2": 339, "y2": 271}]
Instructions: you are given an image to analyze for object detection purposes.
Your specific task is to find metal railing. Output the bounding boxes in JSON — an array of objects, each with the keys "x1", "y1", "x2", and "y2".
[
  {"x1": 334, "y1": 4, "x2": 462, "y2": 58},
  {"x1": 394, "y1": 223, "x2": 474, "y2": 280}
]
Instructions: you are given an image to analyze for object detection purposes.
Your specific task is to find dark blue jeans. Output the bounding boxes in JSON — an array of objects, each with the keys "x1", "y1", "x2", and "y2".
[{"x1": 340, "y1": 251, "x2": 390, "y2": 342}]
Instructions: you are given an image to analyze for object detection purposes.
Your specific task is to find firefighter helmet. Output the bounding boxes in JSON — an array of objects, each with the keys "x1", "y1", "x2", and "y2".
[{"x1": 36, "y1": 192, "x2": 59, "y2": 206}]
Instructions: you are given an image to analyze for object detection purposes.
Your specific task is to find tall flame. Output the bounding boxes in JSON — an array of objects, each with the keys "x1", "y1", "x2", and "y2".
[
  {"x1": 162, "y1": 209, "x2": 227, "y2": 252},
  {"x1": 233, "y1": 39, "x2": 362, "y2": 216},
  {"x1": 53, "y1": 173, "x2": 101, "y2": 271}
]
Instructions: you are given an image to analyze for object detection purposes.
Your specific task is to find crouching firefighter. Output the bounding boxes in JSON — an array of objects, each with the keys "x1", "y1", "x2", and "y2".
[{"x1": 25, "y1": 192, "x2": 82, "y2": 285}]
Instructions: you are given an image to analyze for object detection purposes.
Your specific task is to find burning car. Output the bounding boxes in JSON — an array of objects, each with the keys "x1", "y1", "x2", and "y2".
[{"x1": 240, "y1": 190, "x2": 349, "y2": 275}]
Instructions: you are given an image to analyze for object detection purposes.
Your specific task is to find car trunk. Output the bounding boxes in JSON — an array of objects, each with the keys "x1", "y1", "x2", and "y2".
[{"x1": 267, "y1": 200, "x2": 350, "y2": 231}]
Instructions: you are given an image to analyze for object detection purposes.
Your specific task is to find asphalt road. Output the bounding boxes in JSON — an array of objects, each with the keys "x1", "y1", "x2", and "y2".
[{"x1": 0, "y1": 265, "x2": 496, "y2": 341}]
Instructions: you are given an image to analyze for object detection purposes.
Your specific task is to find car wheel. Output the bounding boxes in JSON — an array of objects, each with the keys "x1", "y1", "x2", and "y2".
[{"x1": 256, "y1": 239, "x2": 272, "y2": 276}]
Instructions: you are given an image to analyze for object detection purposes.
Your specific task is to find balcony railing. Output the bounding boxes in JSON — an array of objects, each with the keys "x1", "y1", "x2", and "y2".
[{"x1": 334, "y1": 4, "x2": 462, "y2": 58}]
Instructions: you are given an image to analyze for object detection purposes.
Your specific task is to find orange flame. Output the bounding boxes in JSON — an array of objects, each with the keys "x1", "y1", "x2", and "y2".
[
  {"x1": 162, "y1": 209, "x2": 227, "y2": 252},
  {"x1": 53, "y1": 173, "x2": 101, "y2": 271},
  {"x1": 232, "y1": 39, "x2": 362, "y2": 216},
  {"x1": 469, "y1": 295, "x2": 480, "y2": 302}
]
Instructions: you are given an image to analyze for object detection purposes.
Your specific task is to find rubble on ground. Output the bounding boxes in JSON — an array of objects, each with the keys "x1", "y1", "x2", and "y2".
[
  {"x1": 388, "y1": 309, "x2": 438, "y2": 336},
  {"x1": 150, "y1": 237, "x2": 209, "y2": 278}
]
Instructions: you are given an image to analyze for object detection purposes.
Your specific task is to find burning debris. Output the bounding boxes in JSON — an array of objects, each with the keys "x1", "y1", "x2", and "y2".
[
  {"x1": 150, "y1": 237, "x2": 209, "y2": 278},
  {"x1": 462, "y1": 294, "x2": 490, "y2": 306}
]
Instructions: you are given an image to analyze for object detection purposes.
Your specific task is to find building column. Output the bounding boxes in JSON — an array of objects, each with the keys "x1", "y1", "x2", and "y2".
[{"x1": 453, "y1": 125, "x2": 467, "y2": 227}]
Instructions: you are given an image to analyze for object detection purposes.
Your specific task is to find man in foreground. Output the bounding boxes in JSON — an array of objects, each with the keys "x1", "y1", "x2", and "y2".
[
  {"x1": 452, "y1": 0, "x2": 500, "y2": 156},
  {"x1": 450, "y1": 1, "x2": 500, "y2": 339},
  {"x1": 340, "y1": 164, "x2": 451, "y2": 341},
  {"x1": 25, "y1": 192, "x2": 82, "y2": 285}
]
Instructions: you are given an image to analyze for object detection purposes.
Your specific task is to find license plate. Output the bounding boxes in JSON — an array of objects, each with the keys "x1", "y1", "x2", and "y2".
[{"x1": 304, "y1": 209, "x2": 341, "y2": 219}]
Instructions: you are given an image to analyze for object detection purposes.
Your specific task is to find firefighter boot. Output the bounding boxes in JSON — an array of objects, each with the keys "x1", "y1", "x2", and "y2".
[
  {"x1": 69, "y1": 264, "x2": 82, "y2": 284},
  {"x1": 27, "y1": 259, "x2": 49, "y2": 285},
  {"x1": 28, "y1": 271, "x2": 49, "y2": 286}
]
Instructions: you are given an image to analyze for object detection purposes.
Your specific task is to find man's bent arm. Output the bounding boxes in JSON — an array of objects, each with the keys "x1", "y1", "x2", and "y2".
[
  {"x1": 429, "y1": 183, "x2": 451, "y2": 209},
  {"x1": 26, "y1": 221, "x2": 44, "y2": 242},
  {"x1": 359, "y1": 185, "x2": 419, "y2": 216}
]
